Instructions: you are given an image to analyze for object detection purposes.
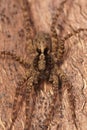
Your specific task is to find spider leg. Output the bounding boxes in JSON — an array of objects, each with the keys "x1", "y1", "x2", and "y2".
[
  {"x1": 43, "y1": 66, "x2": 61, "y2": 129},
  {"x1": 51, "y1": 0, "x2": 67, "y2": 52},
  {"x1": 55, "y1": 28, "x2": 87, "y2": 70},
  {"x1": 24, "y1": 80, "x2": 33, "y2": 130},
  {"x1": 51, "y1": 1, "x2": 67, "y2": 64},
  {"x1": 58, "y1": 69, "x2": 78, "y2": 129},
  {"x1": 0, "y1": 51, "x2": 30, "y2": 68},
  {"x1": 8, "y1": 73, "x2": 30, "y2": 130},
  {"x1": 62, "y1": 28, "x2": 87, "y2": 41},
  {"x1": 21, "y1": 0, "x2": 36, "y2": 54},
  {"x1": 21, "y1": 0, "x2": 35, "y2": 39},
  {"x1": 24, "y1": 70, "x2": 39, "y2": 130}
]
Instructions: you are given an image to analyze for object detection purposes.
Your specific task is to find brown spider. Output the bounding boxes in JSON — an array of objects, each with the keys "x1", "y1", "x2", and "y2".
[{"x1": 0, "y1": 0, "x2": 87, "y2": 130}]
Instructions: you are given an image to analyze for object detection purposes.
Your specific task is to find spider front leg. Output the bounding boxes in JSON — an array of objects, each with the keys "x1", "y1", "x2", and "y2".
[
  {"x1": 58, "y1": 69, "x2": 78, "y2": 129},
  {"x1": 54, "y1": 28, "x2": 87, "y2": 66},
  {"x1": 51, "y1": 0, "x2": 66, "y2": 53},
  {"x1": 0, "y1": 51, "x2": 30, "y2": 68},
  {"x1": 8, "y1": 72, "x2": 30, "y2": 130}
]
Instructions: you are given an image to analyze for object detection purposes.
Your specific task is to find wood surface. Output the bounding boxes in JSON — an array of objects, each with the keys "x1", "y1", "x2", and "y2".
[{"x1": 0, "y1": 0, "x2": 87, "y2": 130}]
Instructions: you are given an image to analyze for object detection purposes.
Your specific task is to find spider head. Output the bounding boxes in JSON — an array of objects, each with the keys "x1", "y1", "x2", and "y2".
[{"x1": 33, "y1": 32, "x2": 52, "y2": 54}]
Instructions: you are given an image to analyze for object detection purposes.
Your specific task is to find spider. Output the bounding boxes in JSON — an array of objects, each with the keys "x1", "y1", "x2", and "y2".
[{"x1": 0, "y1": 0, "x2": 87, "y2": 130}]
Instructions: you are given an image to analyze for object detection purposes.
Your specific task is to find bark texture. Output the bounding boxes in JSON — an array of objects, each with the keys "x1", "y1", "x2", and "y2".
[{"x1": 0, "y1": 0, "x2": 87, "y2": 130}]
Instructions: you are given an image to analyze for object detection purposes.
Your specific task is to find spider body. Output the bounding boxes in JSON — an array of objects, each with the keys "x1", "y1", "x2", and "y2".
[
  {"x1": 33, "y1": 32, "x2": 54, "y2": 81},
  {"x1": 0, "y1": 0, "x2": 87, "y2": 130},
  {"x1": 33, "y1": 32, "x2": 52, "y2": 71}
]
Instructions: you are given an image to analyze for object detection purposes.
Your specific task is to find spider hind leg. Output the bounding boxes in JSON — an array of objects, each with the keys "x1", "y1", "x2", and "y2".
[
  {"x1": 24, "y1": 70, "x2": 40, "y2": 130},
  {"x1": 8, "y1": 86, "x2": 25, "y2": 130},
  {"x1": 58, "y1": 70, "x2": 78, "y2": 129},
  {"x1": 8, "y1": 73, "x2": 30, "y2": 130},
  {"x1": 43, "y1": 66, "x2": 62, "y2": 129}
]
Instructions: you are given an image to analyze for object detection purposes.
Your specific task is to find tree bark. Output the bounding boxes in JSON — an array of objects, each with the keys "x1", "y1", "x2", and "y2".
[{"x1": 0, "y1": 0, "x2": 87, "y2": 130}]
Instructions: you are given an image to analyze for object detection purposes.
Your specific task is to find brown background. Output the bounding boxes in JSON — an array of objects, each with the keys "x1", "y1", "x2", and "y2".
[{"x1": 0, "y1": 0, "x2": 87, "y2": 130}]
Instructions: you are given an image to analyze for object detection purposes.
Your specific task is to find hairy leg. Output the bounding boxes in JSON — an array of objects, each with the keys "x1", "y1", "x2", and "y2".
[
  {"x1": 62, "y1": 28, "x2": 87, "y2": 41},
  {"x1": 0, "y1": 50, "x2": 30, "y2": 68},
  {"x1": 24, "y1": 70, "x2": 39, "y2": 130},
  {"x1": 24, "y1": 81, "x2": 33, "y2": 130},
  {"x1": 21, "y1": 0, "x2": 36, "y2": 56},
  {"x1": 42, "y1": 66, "x2": 60, "y2": 129},
  {"x1": 8, "y1": 72, "x2": 30, "y2": 130},
  {"x1": 58, "y1": 69, "x2": 78, "y2": 129},
  {"x1": 46, "y1": 66, "x2": 66, "y2": 130},
  {"x1": 51, "y1": 0, "x2": 67, "y2": 52},
  {"x1": 21, "y1": 0, "x2": 35, "y2": 39}
]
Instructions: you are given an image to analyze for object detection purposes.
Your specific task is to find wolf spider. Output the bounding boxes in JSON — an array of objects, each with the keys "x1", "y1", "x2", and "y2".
[{"x1": 0, "y1": 0, "x2": 87, "y2": 130}]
